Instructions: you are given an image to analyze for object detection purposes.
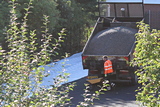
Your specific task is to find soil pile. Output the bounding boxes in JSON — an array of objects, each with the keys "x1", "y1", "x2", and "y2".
[{"x1": 83, "y1": 26, "x2": 137, "y2": 55}]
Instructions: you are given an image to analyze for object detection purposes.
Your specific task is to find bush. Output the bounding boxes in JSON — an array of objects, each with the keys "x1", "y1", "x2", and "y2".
[
  {"x1": 132, "y1": 22, "x2": 160, "y2": 107},
  {"x1": 0, "y1": 0, "x2": 74, "y2": 106},
  {"x1": 0, "y1": 1, "x2": 108, "y2": 106}
]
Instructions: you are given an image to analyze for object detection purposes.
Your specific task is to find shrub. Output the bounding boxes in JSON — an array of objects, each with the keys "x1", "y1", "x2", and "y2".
[
  {"x1": 0, "y1": 0, "x2": 74, "y2": 106},
  {"x1": 0, "y1": 0, "x2": 109, "y2": 106},
  {"x1": 132, "y1": 22, "x2": 160, "y2": 107}
]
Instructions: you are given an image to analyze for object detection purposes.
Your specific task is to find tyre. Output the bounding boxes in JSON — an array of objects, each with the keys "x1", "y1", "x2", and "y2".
[
  {"x1": 131, "y1": 74, "x2": 138, "y2": 85},
  {"x1": 129, "y1": 67, "x2": 138, "y2": 85}
]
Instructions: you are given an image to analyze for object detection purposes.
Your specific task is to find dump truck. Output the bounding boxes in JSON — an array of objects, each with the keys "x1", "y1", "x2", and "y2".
[{"x1": 82, "y1": 1, "x2": 144, "y2": 87}]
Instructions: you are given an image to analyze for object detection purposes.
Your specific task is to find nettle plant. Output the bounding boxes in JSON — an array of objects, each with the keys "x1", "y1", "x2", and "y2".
[
  {"x1": 133, "y1": 22, "x2": 160, "y2": 107},
  {"x1": 0, "y1": 0, "x2": 74, "y2": 106}
]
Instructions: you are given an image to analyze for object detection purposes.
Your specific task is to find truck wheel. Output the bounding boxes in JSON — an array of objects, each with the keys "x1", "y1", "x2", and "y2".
[
  {"x1": 129, "y1": 67, "x2": 138, "y2": 85},
  {"x1": 130, "y1": 73, "x2": 138, "y2": 85},
  {"x1": 88, "y1": 84, "x2": 97, "y2": 91}
]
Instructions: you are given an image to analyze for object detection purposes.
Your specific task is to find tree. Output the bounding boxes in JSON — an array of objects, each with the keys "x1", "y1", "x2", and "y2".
[
  {"x1": 0, "y1": 0, "x2": 98, "y2": 56},
  {"x1": 0, "y1": 0, "x2": 74, "y2": 106},
  {"x1": 0, "y1": 0, "x2": 109, "y2": 106},
  {"x1": 0, "y1": 0, "x2": 60, "y2": 51},
  {"x1": 55, "y1": 0, "x2": 97, "y2": 55},
  {"x1": 132, "y1": 22, "x2": 160, "y2": 107},
  {"x1": 0, "y1": 0, "x2": 10, "y2": 49}
]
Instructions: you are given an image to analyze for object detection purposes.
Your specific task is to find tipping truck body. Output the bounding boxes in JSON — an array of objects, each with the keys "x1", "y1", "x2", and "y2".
[{"x1": 82, "y1": 1, "x2": 144, "y2": 85}]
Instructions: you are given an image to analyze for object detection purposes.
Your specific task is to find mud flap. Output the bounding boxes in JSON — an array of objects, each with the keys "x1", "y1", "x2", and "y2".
[{"x1": 86, "y1": 78, "x2": 103, "y2": 84}]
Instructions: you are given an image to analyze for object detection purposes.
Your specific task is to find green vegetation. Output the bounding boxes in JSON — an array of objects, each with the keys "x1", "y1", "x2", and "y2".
[
  {"x1": 133, "y1": 22, "x2": 160, "y2": 107},
  {"x1": 0, "y1": 0, "x2": 72, "y2": 106},
  {"x1": 0, "y1": 0, "x2": 108, "y2": 106},
  {"x1": 1, "y1": 0, "x2": 159, "y2": 106},
  {"x1": 0, "y1": 0, "x2": 98, "y2": 57},
  {"x1": 55, "y1": 0, "x2": 97, "y2": 56}
]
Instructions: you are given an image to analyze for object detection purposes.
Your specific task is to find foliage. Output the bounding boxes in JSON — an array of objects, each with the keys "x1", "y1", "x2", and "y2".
[
  {"x1": 0, "y1": 0, "x2": 110, "y2": 106},
  {"x1": 75, "y1": 0, "x2": 98, "y2": 19},
  {"x1": 132, "y1": 21, "x2": 160, "y2": 107},
  {"x1": 28, "y1": 0, "x2": 59, "y2": 33},
  {"x1": 55, "y1": 0, "x2": 97, "y2": 55},
  {"x1": 7, "y1": 0, "x2": 59, "y2": 34},
  {"x1": 0, "y1": 0, "x2": 74, "y2": 106},
  {"x1": 77, "y1": 80, "x2": 110, "y2": 107},
  {"x1": 0, "y1": 0, "x2": 10, "y2": 49},
  {"x1": 0, "y1": 0, "x2": 60, "y2": 51},
  {"x1": 0, "y1": 0, "x2": 98, "y2": 56}
]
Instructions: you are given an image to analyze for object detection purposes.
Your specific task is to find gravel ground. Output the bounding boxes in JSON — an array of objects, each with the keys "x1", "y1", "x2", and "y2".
[{"x1": 83, "y1": 26, "x2": 138, "y2": 56}]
